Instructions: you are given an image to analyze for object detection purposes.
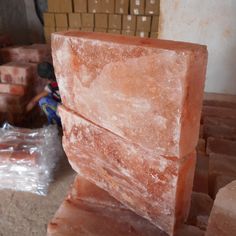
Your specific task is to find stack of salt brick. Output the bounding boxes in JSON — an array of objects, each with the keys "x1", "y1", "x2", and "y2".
[
  {"x1": 0, "y1": 44, "x2": 51, "y2": 124},
  {"x1": 51, "y1": 32, "x2": 207, "y2": 235}
]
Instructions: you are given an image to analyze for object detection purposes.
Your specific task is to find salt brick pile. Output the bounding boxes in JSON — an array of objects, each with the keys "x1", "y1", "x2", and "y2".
[
  {"x1": 0, "y1": 44, "x2": 51, "y2": 124},
  {"x1": 48, "y1": 176, "x2": 205, "y2": 236},
  {"x1": 50, "y1": 32, "x2": 207, "y2": 235}
]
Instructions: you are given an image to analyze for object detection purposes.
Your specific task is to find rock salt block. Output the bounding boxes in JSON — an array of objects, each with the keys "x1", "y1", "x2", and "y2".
[
  {"x1": 193, "y1": 154, "x2": 209, "y2": 194},
  {"x1": 204, "y1": 116, "x2": 236, "y2": 129},
  {"x1": 0, "y1": 44, "x2": 51, "y2": 63},
  {"x1": 0, "y1": 62, "x2": 36, "y2": 85},
  {"x1": 59, "y1": 105, "x2": 196, "y2": 235},
  {"x1": 203, "y1": 124, "x2": 236, "y2": 140},
  {"x1": 0, "y1": 83, "x2": 27, "y2": 96},
  {"x1": 199, "y1": 125, "x2": 204, "y2": 138},
  {"x1": 206, "y1": 180, "x2": 236, "y2": 236},
  {"x1": 203, "y1": 99, "x2": 236, "y2": 109},
  {"x1": 209, "y1": 153, "x2": 236, "y2": 198},
  {"x1": 52, "y1": 31, "x2": 207, "y2": 157},
  {"x1": 175, "y1": 225, "x2": 204, "y2": 236},
  {"x1": 206, "y1": 137, "x2": 236, "y2": 156},
  {"x1": 213, "y1": 175, "x2": 235, "y2": 199},
  {"x1": 47, "y1": 175, "x2": 168, "y2": 236},
  {"x1": 202, "y1": 105, "x2": 236, "y2": 120},
  {"x1": 187, "y1": 192, "x2": 213, "y2": 230}
]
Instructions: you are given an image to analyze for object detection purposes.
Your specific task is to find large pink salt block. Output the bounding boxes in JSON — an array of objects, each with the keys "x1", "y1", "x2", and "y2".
[
  {"x1": 0, "y1": 62, "x2": 36, "y2": 85},
  {"x1": 206, "y1": 180, "x2": 236, "y2": 236},
  {"x1": 47, "y1": 175, "x2": 167, "y2": 236},
  {"x1": 52, "y1": 31, "x2": 207, "y2": 157},
  {"x1": 59, "y1": 105, "x2": 196, "y2": 235}
]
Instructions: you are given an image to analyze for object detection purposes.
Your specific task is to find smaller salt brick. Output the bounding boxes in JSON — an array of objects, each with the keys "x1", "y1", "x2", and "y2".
[
  {"x1": 206, "y1": 137, "x2": 236, "y2": 156},
  {"x1": 47, "y1": 176, "x2": 168, "y2": 236},
  {"x1": 202, "y1": 105, "x2": 236, "y2": 120},
  {"x1": 213, "y1": 175, "x2": 235, "y2": 199},
  {"x1": 187, "y1": 192, "x2": 213, "y2": 230},
  {"x1": 52, "y1": 31, "x2": 207, "y2": 158},
  {"x1": 59, "y1": 105, "x2": 196, "y2": 235},
  {"x1": 175, "y1": 225, "x2": 204, "y2": 236},
  {"x1": 209, "y1": 153, "x2": 236, "y2": 198},
  {"x1": 203, "y1": 99, "x2": 236, "y2": 109},
  {"x1": 204, "y1": 116, "x2": 236, "y2": 129},
  {"x1": 203, "y1": 124, "x2": 236, "y2": 140},
  {"x1": 0, "y1": 62, "x2": 36, "y2": 85},
  {"x1": 0, "y1": 83, "x2": 27, "y2": 96},
  {"x1": 0, "y1": 44, "x2": 51, "y2": 63},
  {"x1": 193, "y1": 154, "x2": 209, "y2": 194},
  {"x1": 206, "y1": 180, "x2": 236, "y2": 236},
  {"x1": 197, "y1": 138, "x2": 206, "y2": 154}
]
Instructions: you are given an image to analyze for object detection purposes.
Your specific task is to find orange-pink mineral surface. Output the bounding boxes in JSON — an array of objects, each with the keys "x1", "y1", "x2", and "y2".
[
  {"x1": 52, "y1": 32, "x2": 207, "y2": 158},
  {"x1": 51, "y1": 32, "x2": 207, "y2": 235}
]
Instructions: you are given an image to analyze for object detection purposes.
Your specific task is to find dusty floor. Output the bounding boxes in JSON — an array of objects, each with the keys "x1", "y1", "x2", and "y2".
[{"x1": 0, "y1": 155, "x2": 76, "y2": 236}]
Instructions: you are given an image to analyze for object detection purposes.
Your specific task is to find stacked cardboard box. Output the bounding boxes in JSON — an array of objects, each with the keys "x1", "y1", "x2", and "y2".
[{"x1": 43, "y1": 0, "x2": 160, "y2": 42}]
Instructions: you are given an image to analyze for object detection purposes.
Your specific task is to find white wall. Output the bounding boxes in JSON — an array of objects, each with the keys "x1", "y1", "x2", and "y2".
[{"x1": 159, "y1": 0, "x2": 236, "y2": 95}]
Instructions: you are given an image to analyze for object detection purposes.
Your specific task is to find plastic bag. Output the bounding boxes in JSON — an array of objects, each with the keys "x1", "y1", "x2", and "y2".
[{"x1": 0, "y1": 123, "x2": 63, "y2": 195}]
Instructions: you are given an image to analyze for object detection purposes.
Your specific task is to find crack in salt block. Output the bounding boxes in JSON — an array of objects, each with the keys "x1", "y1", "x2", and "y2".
[
  {"x1": 52, "y1": 32, "x2": 207, "y2": 158},
  {"x1": 47, "y1": 175, "x2": 168, "y2": 236},
  {"x1": 59, "y1": 105, "x2": 196, "y2": 235}
]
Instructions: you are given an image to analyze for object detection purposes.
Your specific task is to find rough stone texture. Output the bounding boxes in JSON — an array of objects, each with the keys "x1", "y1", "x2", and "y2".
[
  {"x1": 206, "y1": 137, "x2": 236, "y2": 156},
  {"x1": 193, "y1": 154, "x2": 209, "y2": 194},
  {"x1": 48, "y1": 176, "x2": 168, "y2": 236},
  {"x1": 187, "y1": 192, "x2": 213, "y2": 230},
  {"x1": 0, "y1": 62, "x2": 36, "y2": 85},
  {"x1": 206, "y1": 180, "x2": 236, "y2": 236},
  {"x1": 59, "y1": 105, "x2": 196, "y2": 235},
  {"x1": 52, "y1": 31, "x2": 207, "y2": 158}
]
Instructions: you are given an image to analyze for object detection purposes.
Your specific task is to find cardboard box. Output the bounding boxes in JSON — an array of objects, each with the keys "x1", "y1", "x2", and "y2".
[
  {"x1": 122, "y1": 30, "x2": 135, "y2": 36},
  {"x1": 108, "y1": 14, "x2": 121, "y2": 29},
  {"x1": 94, "y1": 28, "x2": 107, "y2": 32},
  {"x1": 151, "y1": 16, "x2": 159, "y2": 31},
  {"x1": 150, "y1": 32, "x2": 158, "y2": 38},
  {"x1": 136, "y1": 16, "x2": 151, "y2": 31},
  {"x1": 44, "y1": 27, "x2": 55, "y2": 43},
  {"x1": 145, "y1": 0, "x2": 160, "y2": 15},
  {"x1": 88, "y1": 0, "x2": 102, "y2": 13},
  {"x1": 122, "y1": 15, "x2": 136, "y2": 31},
  {"x1": 59, "y1": 0, "x2": 73, "y2": 12},
  {"x1": 47, "y1": 0, "x2": 60, "y2": 12},
  {"x1": 81, "y1": 27, "x2": 94, "y2": 32},
  {"x1": 55, "y1": 13, "x2": 68, "y2": 27},
  {"x1": 108, "y1": 29, "x2": 121, "y2": 34},
  {"x1": 81, "y1": 13, "x2": 94, "y2": 27},
  {"x1": 130, "y1": 0, "x2": 145, "y2": 15},
  {"x1": 69, "y1": 13, "x2": 82, "y2": 28},
  {"x1": 115, "y1": 0, "x2": 129, "y2": 14},
  {"x1": 95, "y1": 14, "x2": 108, "y2": 29},
  {"x1": 102, "y1": 0, "x2": 115, "y2": 13},
  {"x1": 135, "y1": 31, "x2": 149, "y2": 38},
  {"x1": 73, "y1": 0, "x2": 87, "y2": 12},
  {"x1": 56, "y1": 27, "x2": 68, "y2": 32},
  {"x1": 43, "y1": 13, "x2": 55, "y2": 27}
]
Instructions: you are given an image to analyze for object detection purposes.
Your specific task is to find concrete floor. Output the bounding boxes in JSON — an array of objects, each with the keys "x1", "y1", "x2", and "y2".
[{"x1": 0, "y1": 156, "x2": 76, "y2": 236}]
